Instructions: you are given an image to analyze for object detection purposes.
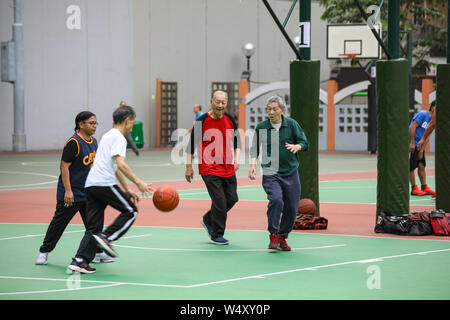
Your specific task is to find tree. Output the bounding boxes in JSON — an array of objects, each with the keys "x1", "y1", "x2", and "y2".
[{"x1": 319, "y1": 0, "x2": 447, "y2": 73}]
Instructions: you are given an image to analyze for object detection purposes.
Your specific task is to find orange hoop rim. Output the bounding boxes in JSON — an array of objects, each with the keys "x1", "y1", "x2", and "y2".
[{"x1": 339, "y1": 53, "x2": 358, "y2": 61}]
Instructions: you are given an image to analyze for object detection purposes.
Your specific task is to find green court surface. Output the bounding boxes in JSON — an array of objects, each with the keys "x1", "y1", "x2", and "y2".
[
  {"x1": 179, "y1": 180, "x2": 436, "y2": 206},
  {"x1": 0, "y1": 223, "x2": 449, "y2": 300},
  {"x1": 1, "y1": 151, "x2": 446, "y2": 301}
]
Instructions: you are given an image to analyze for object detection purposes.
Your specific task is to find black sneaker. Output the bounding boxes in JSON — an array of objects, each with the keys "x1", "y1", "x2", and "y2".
[
  {"x1": 67, "y1": 258, "x2": 96, "y2": 274},
  {"x1": 93, "y1": 233, "x2": 117, "y2": 258}
]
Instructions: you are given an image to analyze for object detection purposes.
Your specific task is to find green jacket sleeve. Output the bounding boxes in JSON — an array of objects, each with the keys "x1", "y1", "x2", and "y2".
[{"x1": 293, "y1": 122, "x2": 309, "y2": 151}]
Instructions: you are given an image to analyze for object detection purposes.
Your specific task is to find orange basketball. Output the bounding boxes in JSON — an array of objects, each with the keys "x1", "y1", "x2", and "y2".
[
  {"x1": 298, "y1": 198, "x2": 316, "y2": 215},
  {"x1": 152, "y1": 185, "x2": 179, "y2": 212}
]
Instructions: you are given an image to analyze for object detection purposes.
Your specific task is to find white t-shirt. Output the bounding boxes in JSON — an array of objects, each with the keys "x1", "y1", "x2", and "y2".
[
  {"x1": 85, "y1": 128, "x2": 127, "y2": 187},
  {"x1": 271, "y1": 122, "x2": 282, "y2": 131}
]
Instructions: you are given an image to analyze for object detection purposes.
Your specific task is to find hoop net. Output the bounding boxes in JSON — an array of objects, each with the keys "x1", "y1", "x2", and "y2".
[{"x1": 339, "y1": 53, "x2": 357, "y2": 61}]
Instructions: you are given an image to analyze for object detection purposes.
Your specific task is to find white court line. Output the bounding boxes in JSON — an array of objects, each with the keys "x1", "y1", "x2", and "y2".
[
  {"x1": 113, "y1": 244, "x2": 345, "y2": 252},
  {"x1": 0, "y1": 275, "x2": 188, "y2": 289},
  {"x1": 1, "y1": 223, "x2": 447, "y2": 242},
  {"x1": 179, "y1": 185, "x2": 261, "y2": 196},
  {"x1": 20, "y1": 162, "x2": 59, "y2": 167},
  {"x1": 0, "y1": 283, "x2": 123, "y2": 296},
  {"x1": 0, "y1": 230, "x2": 84, "y2": 241},
  {"x1": 0, "y1": 171, "x2": 59, "y2": 189},
  {"x1": 0, "y1": 231, "x2": 151, "y2": 241},
  {"x1": 120, "y1": 234, "x2": 152, "y2": 239},
  {"x1": 1, "y1": 247, "x2": 448, "y2": 292},
  {"x1": 320, "y1": 186, "x2": 374, "y2": 190},
  {"x1": 186, "y1": 247, "x2": 450, "y2": 288},
  {"x1": 126, "y1": 162, "x2": 172, "y2": 167}
]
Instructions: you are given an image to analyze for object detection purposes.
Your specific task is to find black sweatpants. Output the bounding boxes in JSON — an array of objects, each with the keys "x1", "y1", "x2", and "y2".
[
  {"x1": 39, "y1": 201, "x2": 88, "y2": 253},
  {"x1": 75, "y1": 185, "x2": 138, "y2": 263},
  {"x1": 201, "y1": 175, "x2": 238, "y2": 238}
]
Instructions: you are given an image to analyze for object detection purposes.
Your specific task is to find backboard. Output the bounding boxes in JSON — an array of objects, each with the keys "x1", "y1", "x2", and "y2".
[{"x1": 327, "y1": 23, "x2": 382, "y2": 60}]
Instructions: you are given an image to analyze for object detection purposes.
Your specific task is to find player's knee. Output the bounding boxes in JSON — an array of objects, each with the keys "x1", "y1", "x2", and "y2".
[{"x1": 269, "y1": 197, "x2": 284, "y2": 209}]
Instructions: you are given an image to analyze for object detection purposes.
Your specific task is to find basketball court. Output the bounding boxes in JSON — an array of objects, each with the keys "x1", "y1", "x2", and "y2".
[
  {"x1": 1, "y1": 1, "x2": 449, "y2": 313},
  {"x1": 0, "y1": 150, "x2": 448, "y2": 301}
]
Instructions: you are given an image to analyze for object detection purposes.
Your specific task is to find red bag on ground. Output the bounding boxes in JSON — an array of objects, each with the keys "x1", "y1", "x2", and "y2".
[
  {"x1": 293, "y1": 214, "x2": 328, "y2": 230},
  {"x1": 430, "y1": 210, "x2": 450, "y2": 236}
]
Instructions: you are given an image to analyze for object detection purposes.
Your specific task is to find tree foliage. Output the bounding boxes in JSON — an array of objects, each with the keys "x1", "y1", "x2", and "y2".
[{"x1": 319, "y1": 0, "x2": 447, "y2": 73}]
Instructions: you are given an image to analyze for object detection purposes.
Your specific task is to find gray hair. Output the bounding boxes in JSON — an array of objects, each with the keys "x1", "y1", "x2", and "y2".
[
  {"x1": 266, "y1": 96, "x2": 286, "y2": 109},
  {"x1": 212, "y1": 90, "x2": 228, "y2": 100}
]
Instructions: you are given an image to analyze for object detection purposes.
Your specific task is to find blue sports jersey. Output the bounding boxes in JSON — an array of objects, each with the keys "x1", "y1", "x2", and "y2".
[
  {"x1": 195, "y1": 111, "x2": 204, "y2": 120},
  {"x1": 57, "y1": 132, "x2": 98, "y2": 202},
  {"x1": 409, "y1": 110, "x2": 431, "y2": 146}
]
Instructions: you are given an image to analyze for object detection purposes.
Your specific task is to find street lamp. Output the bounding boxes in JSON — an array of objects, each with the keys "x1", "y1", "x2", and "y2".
[
  {"x1": 293, "y1": 35, "x2": 300, "y2": 48},
  {"x1": 241, "y1": 42, "x2": 255, "y2": 81}
]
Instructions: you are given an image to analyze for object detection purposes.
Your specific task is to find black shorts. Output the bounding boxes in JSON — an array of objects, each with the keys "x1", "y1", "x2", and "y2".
[{"x1": 410, "y1": 148, "x2": 426, "y2": 171}]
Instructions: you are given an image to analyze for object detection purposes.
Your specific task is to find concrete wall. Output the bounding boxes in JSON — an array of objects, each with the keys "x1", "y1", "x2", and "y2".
[
  {"x1": 0, "y1": 0, "x2": 329, "y2": 150},
  {"x1": 0, "y1": 0, "x2": 134, "y2": 150}
]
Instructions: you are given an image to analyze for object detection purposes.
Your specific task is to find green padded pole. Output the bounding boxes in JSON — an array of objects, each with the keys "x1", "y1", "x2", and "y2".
[
  {"x1": 290, "y1": 60, "x2": 320, "y2": 216},
  {"x1": 376, "y1": 59, "x2": 410, "y2": 218},
  {"x1": 436, "y1": 64, "x2": 450, "y2": 212}
]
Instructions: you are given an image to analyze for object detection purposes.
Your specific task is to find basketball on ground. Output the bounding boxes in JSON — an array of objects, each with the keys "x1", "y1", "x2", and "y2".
[
  {"x1": 298, "y1": 198, "x2": 316, "y2": 215},
  {"x1": 152, "y1": 185, "x2": 179, "y2": 212}
]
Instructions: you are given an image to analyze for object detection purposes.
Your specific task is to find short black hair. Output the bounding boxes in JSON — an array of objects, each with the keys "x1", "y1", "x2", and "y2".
[
  {"x1": 74, "y1": 111, "x2": 96, "y2": 131},
  {"x1": 430, "y1": 101, "x2": 436, "y2": 110},
  {"x1": 113, "y1": 105, "x2": 136, "y2": 124}
]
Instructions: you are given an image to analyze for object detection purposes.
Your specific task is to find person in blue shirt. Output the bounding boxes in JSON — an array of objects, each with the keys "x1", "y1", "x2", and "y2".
[
  {"x1": 187, "y1": 104, "x2": 205, "y2": 135},
  {"x1": 409, "y1": 101, "x2": 436, "y2": 196},
  {"x1": 194, "y1": 103, "x2": 204, "y2": 120}
]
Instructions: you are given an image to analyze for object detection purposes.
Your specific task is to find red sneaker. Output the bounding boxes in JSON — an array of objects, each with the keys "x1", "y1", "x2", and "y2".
[
  {"x1": 278, "y1": 237, "x2": 291, "y2": 251},
  {"x1": 268, "y1": 233, "x2": 279, "y2": 250},
  {"x1": 411, "y1": 185, "x2": 426, "y2": 196},
  {"x1": 421, "y1": 184, "x2": 436, "y2": 195}
]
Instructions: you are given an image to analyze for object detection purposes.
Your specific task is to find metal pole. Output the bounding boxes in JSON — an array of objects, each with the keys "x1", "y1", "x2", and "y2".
[
  {"x1": 367, "y1": 81, "x2": 377, "y2": 154},
  {"x1": 407, "y1": 29, "x2": 415, "y2": 122},
  {"x1": 282, "y1": 0, "x2": 298, "y2": 28},
  {"x1": 387, "y1": 0, "x2": 400, "y2": 59},
  {"x1": 447, "y1": 0, "x2": 449, "y2": 63},
  {"x1": 261, "y1": 0, "x2": 302, "y2": 60},
  {"x1": 13, "y1": 0, "x2": 26, "y2": 152},
  {"x1": 354, "y1": 0, "x2": 392, "y2": 59},
  {"x1": 299, "y1": 0, "x2": 311, "y2": 60}
]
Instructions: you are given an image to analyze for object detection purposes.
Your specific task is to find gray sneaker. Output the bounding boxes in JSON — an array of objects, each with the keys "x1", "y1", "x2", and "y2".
[
  {"x1": 93, "y1": 233, "x2": 117, "y2": 258},
  {"x1": 92, "y1": 251, "x2": 115, "y2": 263},
  {"x1": 35, "y1": 252, "x2": 48, "y2": 265}
]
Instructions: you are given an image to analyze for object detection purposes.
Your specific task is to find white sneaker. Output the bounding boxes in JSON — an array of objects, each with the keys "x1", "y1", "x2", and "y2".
[
  {"x1": 92, "y1": 251, "x2": 115, "y2": 263},
  {"x1": 35, "y1": 252, "x2": 48, "y2": 265}
]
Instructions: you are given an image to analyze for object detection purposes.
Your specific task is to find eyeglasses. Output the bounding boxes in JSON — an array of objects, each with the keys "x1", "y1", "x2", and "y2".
[
  {"x1": 213, "y1": 99, "x2": 227, "y2": 105},
  {"x1": 84, "y1": 121, "x2": 98, "y2": 126}
]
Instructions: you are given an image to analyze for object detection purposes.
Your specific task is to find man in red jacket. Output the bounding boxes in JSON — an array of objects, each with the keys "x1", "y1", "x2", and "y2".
[{"x1": 185, "y1": 90, "x2": 241, "y2": 245}]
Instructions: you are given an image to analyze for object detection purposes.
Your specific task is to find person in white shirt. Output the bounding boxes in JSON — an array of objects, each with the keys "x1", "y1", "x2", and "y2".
[{"x1": 67, "y1": 105, "x2": 154, "y2": 274}]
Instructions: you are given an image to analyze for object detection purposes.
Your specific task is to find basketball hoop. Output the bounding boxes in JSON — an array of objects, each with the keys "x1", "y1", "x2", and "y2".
[{"x1": 339, "y1": 53, "x2": 357, "y2": 61}]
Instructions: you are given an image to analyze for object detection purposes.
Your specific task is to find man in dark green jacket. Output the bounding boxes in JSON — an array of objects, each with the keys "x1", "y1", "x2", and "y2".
[{"x1": 249, "y1": 96, "x2": 309, "y2": 251}]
